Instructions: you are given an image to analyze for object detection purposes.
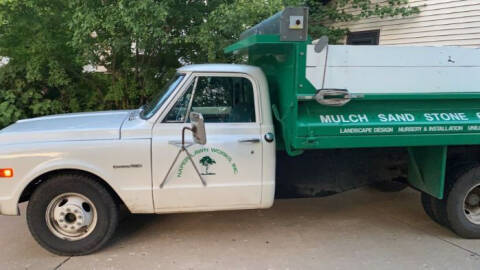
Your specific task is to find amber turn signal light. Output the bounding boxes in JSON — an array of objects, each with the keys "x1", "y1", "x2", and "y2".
[{"x1": 0, "y1": 168, "x2": 13, "y2": 178}]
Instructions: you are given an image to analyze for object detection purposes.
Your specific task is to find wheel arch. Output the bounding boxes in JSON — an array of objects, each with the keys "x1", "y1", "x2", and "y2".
[{"x1": 19, "y1": 169, "x2": 126, "y2": 208}]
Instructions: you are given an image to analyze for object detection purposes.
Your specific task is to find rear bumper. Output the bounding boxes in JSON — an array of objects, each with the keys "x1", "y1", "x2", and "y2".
[{"x1": 0, "y1": 198, "x2": 20, "y2": 216}]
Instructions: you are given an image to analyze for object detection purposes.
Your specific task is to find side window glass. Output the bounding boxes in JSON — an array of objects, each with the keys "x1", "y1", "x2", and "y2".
[
  {"x1": 163, "y1": 82, "x2": 194, "y2": 123},
  {"x1": 191, "y1": 76, "x2": 256, "y2": 123}
]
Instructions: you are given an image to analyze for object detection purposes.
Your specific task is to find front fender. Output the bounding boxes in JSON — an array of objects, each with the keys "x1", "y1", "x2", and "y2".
[{"x1": 0, "y1": 139, "x2": 153, "y2": 215}]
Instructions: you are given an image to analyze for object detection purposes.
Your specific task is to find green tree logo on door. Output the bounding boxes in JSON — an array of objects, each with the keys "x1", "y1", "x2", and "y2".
[{"x1": 199, "y1": 156, "x2": 216, "y2": 175}]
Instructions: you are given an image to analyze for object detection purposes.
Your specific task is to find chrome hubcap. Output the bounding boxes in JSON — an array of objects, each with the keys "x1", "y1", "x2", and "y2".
[
  {"x1": 464, "y1": 185, "x2": 480, "y2": 225},
  {"x1": 45, "y1": 193, "x2": 97, "y2": 241}
]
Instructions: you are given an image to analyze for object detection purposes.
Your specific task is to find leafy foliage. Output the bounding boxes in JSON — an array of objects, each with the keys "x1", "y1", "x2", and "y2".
[
  {"x1": 0, "y1": 0, "x2": 111, "y2": 126},
  {"x1": 0, "y1": 0, "x2": 419, "y2": 128}
]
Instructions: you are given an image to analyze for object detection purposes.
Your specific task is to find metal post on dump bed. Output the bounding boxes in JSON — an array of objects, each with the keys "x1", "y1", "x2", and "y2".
[{"x1": 159, "y1": 126, "x2": 207, "y2": 188}]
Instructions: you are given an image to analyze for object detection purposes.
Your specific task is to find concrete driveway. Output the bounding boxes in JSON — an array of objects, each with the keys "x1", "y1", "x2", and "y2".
[{"x1": 1, "y1": 187, "x2": 480, "y2": 270}]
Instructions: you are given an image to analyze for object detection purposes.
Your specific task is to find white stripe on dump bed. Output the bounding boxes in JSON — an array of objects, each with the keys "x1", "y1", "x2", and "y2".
[{"x1": 306, "y1": 44, "x2": 480, "y2": 94}]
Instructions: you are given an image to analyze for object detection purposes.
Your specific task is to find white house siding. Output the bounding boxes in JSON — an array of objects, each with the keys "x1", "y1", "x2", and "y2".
[{"x1": 332, "y1": 0, "x2": 480, "y2": 47}]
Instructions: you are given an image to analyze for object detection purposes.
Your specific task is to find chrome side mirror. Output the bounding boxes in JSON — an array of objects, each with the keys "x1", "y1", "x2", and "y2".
[{"x1": 189, "y1": 112, "x2": 206, "y2": 145}]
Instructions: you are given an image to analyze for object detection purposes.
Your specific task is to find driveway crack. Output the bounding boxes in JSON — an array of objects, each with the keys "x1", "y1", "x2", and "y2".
[
  {"x1": 434, "y1": 237, "x2": 480, "y2": 257},
  {"x1": 53, "y1": 256, "x2": 71, "y2": 270},
  {"x1": 374, "y1": 204, "x2": 480, "y2": 258}
]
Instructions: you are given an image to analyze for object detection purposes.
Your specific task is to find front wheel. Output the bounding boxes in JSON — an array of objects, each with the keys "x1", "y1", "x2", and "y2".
[{"x1": 27, "y1": 174, "x2": 119, "y2": 256}]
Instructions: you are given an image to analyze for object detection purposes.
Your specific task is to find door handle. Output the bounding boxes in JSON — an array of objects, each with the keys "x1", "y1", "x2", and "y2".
[
  {"x1": 315, "y1": 89, "x2": 364, "y2": 107},
  {"x1": 238, "y1": 138, "x2": 260, "y2": 143}
]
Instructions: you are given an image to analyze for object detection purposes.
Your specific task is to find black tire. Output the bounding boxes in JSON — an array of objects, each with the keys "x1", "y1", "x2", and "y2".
[
  {"x1": 431, "y1": 196, "x2": 449, "y2": 227},
  {"x1": 421, "y1": 192, "x2": 449, "y2": 227},
  {"x1": 27, "y1": 173, "x2": 119, "y2": 256},
  {"x1": 371, "y1": 179, "x2": 408, "y2": 192},
  {"x1": 444, "y1": 163, "x2": 480, "y2": 238},
  {"x1": 421, "y1": 192, "x2": 437, "y2": 221}
]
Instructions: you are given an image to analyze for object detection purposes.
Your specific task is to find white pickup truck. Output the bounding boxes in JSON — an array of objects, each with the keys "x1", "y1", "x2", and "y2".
[
  {"x1": 2, "y1": 7, "x2": 480, "y2": 255},
  {"x1": 0, "y1": 64, "x2": 276, "y2": 255}
]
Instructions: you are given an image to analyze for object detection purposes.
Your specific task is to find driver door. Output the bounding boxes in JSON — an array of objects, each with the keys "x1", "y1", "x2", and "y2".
[{"x1": 151, "y1": 73, "x2": 263, "y2": 212}]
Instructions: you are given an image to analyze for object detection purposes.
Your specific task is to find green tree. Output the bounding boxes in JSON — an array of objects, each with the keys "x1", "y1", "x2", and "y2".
[
  {"x1": 0, "y1": 0, "x2": 110, "y2": 127},
  {"x1": 199, "y1": 156, "x2": 216, "y2": 175},
  {"x1": 67, "y1": 0, "x2": 292, "y2": 108}
]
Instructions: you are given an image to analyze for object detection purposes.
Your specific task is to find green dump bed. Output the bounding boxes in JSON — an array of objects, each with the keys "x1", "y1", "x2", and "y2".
[{"x1": 225, "y1": 7, "x2": 480, "y2": 157}]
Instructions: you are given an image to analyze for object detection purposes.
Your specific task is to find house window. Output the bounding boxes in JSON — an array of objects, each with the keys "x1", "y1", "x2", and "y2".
[{"x1": 347, "y1": 30, "x2": 380, "y2": 45}]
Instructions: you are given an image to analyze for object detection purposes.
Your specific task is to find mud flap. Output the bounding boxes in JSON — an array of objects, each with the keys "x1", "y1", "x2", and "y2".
[{"x1": 407, "y1": 146, "x2": 447, "y2": 199}]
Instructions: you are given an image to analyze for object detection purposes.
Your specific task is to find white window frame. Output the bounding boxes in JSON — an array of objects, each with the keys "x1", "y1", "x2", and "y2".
[{"x1": 156, "y1": 72, "x2": 261, "y2": 125}]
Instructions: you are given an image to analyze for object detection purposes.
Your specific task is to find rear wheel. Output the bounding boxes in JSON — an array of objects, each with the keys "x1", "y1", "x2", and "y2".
[
  {"x1": 421, "y1": 192, "x2": 436, "y2": 221},
  {"x1": 27, "y1": 173, "x2": 119, "y2": 255},
  {"x1": 431, "y1": 196, "x2": 449, "y2": 227},
  {"x1": 444, "y1": 164, "x2": 480, "y2": 238},
  {"x1": 421, "y1": 192, "x2": 449, "y2": 226}
]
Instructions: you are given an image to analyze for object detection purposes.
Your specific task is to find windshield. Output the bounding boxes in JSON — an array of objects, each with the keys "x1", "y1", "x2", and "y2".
[{"x1": 140, "y1": 74, "x2": 185, "y2": 119}]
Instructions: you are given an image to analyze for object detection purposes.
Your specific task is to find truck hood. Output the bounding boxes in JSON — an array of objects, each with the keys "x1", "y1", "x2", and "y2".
[{"x1": 0, "y1": 111, "x2": 131, "y2": 145}]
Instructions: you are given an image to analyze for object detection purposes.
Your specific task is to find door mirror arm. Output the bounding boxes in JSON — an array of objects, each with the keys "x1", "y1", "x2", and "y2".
[{"x1": 160, "y1": 112, "x2": 207, "y2": 189}]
